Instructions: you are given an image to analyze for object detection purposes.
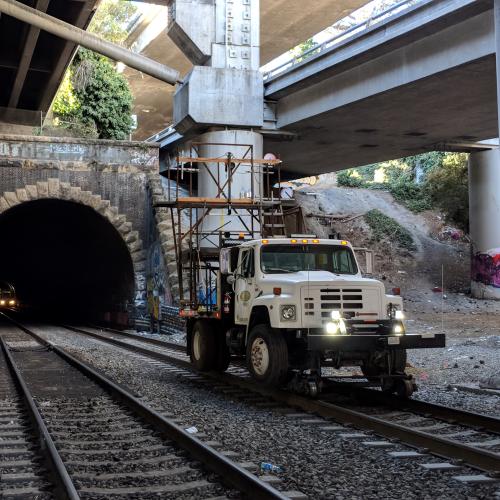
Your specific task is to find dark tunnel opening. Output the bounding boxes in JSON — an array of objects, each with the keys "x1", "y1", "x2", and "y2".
[{"x1": 0, "y1": 199, "x2": 135, "y2": 321}]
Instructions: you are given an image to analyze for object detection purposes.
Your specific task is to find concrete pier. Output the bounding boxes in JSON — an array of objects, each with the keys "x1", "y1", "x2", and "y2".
[{"x1": 469, "y1": 149, "x2": 500, "y2": 299}]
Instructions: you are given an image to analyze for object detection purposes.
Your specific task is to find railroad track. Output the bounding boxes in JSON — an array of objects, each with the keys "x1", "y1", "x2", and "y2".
[
  {"x1": 51, "y1": 323, "x2": 500, "y2": 478},
  {"x1": 0, "y1": 334, "x2": 57, "y2": 499},
  {"x1": 0, "y1": 316, "x2": 291, "y2": 499}
]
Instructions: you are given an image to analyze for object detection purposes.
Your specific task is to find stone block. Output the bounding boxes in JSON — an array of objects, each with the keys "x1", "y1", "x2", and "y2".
[
  {"x1": 128, "y1": 239, "x2": 143, "y2": 253},
  {"x1": 3, "y1": 191, "x2": 19, "y2": 207},
  {"x1": 69, "y1": 186, "x2": 81, "y2": 201},
  {"x1": 166, "y1": 261, "x2": 178, "y2": 274},
  {"x1": 36, "y1": 181, "x2": 49, "y2": 198},
  {"x1": 117, "y1": 222, "x2": 132, "y2": 235},
  {"x1": 88, "y1": 194, "x2": 102, "y2": 210},
  {"x1": 0, "y1": 197, "x2": 10, "y2": 212},
  {"x1": 25, "y1": 184, "x2": 38, "y2": 200},
  {"x1": 79, "y1": 190, "x2": 93, "y2": 206},
  {"x1": 59, "y1": 183, "x2": 71, "y2": 200},
  {"x1": 15, "y1": 189, "x2": 29, "y2": 203},
  {"x1": 47, "y1": 178, "x2": 60, "y2": 197},
  {"x1": 125, "y1": 231, "x2": 139, "y2": 244}
]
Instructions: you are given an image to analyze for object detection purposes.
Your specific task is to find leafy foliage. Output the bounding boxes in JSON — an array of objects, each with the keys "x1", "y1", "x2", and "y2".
[
  {"x1": 336, "y1": 151, "x2": 469, "y2": 229},
  {"x1": 337, "y1": 170, "x2": 367, "y2": 188},
  {"x1": 88, "y1": 0, "x2": 138, "y2": 44},
  {"x1": 364, "y1": 209, "x2": 417, "y2": 251},
  {"x1": 425, "y1": 153, "x2": 469, "y2": 231},
  {"x1": 293, "y1": 38, "x2": 320, "y2": 62},
  {"x1": 50, "y1": 0, "x2": 137, "y2": 139},
  {"x1": 52, "y1": 71, "x2": 79, "y2": 116}
]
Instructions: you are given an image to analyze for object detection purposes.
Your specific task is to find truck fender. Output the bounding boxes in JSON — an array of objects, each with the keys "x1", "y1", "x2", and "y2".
[{"x1": 246, "y1": 305, "x2": 271, "y2": 344}]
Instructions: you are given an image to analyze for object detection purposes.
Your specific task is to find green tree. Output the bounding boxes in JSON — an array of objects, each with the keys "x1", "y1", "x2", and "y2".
[
  {"x1": 50, "y1": 0, "x2": 137, "y2": 139},
  {"x1": 425, "y1": 153, "x2": 469, "y2": 230},
  {"x1": 78, "y1": 51, "x2": 133, "y2": 140},
  {"x1": 88, "y1": 0, "x2": 138, "y2": 44}
]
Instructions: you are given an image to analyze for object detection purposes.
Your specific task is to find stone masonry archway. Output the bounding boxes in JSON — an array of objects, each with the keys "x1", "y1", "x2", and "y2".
[{"x1": 0, "y1": 178, "x2": 146, "y2": 321}]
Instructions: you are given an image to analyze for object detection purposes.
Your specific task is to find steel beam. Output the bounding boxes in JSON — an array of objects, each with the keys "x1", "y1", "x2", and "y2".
[
  {"x1": 8, "y1": 0, "x2": 50, "y2": 108},
  {"x1": 0, "y1": 0, "x2": 180, "y2": 86}
]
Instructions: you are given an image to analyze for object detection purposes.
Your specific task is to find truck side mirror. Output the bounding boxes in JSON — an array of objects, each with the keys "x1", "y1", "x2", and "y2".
[
  {"x1": 227, "y1": 274, "x2": 235, "y2": 285},
  {"x1": 354, "y1": 247, "x2": 374, "y2": 275}
]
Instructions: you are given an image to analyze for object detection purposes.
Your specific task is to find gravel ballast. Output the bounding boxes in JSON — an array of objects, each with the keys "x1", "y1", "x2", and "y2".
[{"x1": 30, "y1": 325, "x2": 499, "y2": 500}]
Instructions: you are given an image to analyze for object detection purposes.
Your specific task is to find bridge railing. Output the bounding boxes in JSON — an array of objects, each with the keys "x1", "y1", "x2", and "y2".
[{"x1": 262, "y1": 0, "x2": 423, "y2": 81}]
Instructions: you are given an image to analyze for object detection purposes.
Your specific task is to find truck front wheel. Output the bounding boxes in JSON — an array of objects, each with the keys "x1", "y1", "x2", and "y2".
[
  {"x1": 190, "y1": 320, "x2": 216, "y2": 371},
  {"x1": 246, "y1": 325, "x2": 288, "y2": 387}
]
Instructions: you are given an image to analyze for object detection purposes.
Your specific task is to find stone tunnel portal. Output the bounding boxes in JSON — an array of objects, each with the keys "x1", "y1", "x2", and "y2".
[{"x1": 0, "y1": 199, "x2": 135, "y2": 321}]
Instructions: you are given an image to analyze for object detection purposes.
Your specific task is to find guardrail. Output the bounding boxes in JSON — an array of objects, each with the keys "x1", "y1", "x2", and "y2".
[{"x1": 262, "y1": 0, "x2": 423, "y2": 81}]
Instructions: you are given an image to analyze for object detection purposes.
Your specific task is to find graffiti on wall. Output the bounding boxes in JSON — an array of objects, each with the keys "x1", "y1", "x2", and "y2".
[
  {"x1": 147, "y1": 241, "x2": 172, "y2": 320},
  {"x1": 472, "y1": 248, "x2": 500, "y2": 288}
]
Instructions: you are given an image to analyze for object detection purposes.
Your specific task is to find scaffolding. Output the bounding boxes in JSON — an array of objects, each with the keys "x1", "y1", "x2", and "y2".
[{"x1": 160, "y1": 141, "x2": 288, "y2": 316}]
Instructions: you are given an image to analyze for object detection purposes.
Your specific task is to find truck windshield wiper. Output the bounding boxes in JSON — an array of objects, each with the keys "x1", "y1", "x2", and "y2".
[{"x1": 264, "y1": 268, "x2": 295, "y2": 274}]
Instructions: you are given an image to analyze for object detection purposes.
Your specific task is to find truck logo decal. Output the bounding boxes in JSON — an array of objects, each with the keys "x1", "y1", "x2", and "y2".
[{"x1": 239, "y1": 291, "x2": 251, "y2": 303}]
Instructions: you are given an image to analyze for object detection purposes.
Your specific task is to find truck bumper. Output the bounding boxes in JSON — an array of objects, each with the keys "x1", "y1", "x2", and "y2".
[{"x1": 307, "y1": 333, "x2": 446, "y2": 352}]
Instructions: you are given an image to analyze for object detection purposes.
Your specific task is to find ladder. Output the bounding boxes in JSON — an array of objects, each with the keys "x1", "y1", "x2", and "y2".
[{"x1": 262, "y1": 203, "x2": 287, "y2": 237}]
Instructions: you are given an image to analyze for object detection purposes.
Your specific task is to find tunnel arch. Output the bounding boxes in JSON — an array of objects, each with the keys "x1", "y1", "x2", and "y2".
[{"x1": 0, "y1": 179, "x2": 145, "y2": 321}]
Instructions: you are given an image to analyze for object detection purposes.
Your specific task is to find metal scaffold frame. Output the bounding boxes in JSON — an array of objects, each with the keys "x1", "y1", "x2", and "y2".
[{"x1": 162, "y1": 142, "x2": 285, "y2": 315}]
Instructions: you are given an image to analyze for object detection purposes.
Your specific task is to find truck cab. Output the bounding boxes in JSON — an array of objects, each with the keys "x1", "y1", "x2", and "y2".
[{"x1": 185, "y1": 238, "x2": 445, "y2": 397}]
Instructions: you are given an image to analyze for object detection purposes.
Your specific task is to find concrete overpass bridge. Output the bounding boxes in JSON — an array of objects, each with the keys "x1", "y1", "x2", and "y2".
[
  {"x1": 263, "y1": 0, "x2": 496, "y2": 177},
  {"x1": 125, "y1": 0, "x2": 368, "y2": 140},
  {"x1": 0, "y1": 0, "x2": 99, "y2": 133},
  {"x1": 151, "y1": 0, "x2": 500, "y2": 300}
]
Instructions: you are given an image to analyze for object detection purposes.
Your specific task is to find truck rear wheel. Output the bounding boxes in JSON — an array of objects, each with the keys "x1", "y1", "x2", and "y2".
[
  {"x1": 190, "y1": 320, "x2": 216, "y2": 371},
  {"x1": 246, "y1": 324, "x2": 288, "y2": 387}
]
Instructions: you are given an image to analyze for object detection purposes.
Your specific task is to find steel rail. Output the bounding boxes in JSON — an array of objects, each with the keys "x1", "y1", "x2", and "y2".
[
  {"x1": 73, "y1": 324, "x2": 500, "y2": 435},
  {"x1": 57, "y1": 323, "x2": 500, "y2": 473},
  {"x1": 2, "y1": 316, "x2": 288, "y2": 500},
  {"x1": 324, "y1": 380, "x2": 500, "y2": 433},
  {"x1": 82, "y1": 324, "x2": 185, "y2": 351},
  {"x1": 0, "y1": 336, "x2": 80, "y2": 500}
]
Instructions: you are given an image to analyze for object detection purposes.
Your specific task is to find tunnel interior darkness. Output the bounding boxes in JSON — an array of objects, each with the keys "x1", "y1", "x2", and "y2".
[{"x1": 0, "y1": 199, "x2": 135, "y2": 320}]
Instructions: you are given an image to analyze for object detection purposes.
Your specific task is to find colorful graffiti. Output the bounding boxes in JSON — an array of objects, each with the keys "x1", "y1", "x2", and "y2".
[{"x1": 472, "y1": 248, "x2": 500, "y2": 288}]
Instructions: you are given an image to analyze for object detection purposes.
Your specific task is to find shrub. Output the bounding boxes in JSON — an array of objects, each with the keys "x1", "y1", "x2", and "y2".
[
  {"x1": 337, "y1": 170, "x2": 367, "y2": 188},
  {"x1": 389, "y1": 173, "x2": 432, "y2": 213},
  {"x1": 424, "y1": 153, "x2": 469, "y2": 231},
  {"x1": 364, "y1": 209, "x2": 417, "y2": 251}
]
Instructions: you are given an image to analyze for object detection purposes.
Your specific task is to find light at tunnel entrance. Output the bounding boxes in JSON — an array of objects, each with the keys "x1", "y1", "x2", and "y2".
[{"x1": 0, "y1": 199, "x2": 135, "y2": 320}]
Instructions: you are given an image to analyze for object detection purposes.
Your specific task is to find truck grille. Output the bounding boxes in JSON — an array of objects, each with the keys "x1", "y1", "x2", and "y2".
[{"x1": 304, "y1": 288, "x2": 364, "y2": 322}]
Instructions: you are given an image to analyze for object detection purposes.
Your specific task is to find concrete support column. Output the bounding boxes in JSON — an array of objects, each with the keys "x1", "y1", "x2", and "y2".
[
  {"x1": 469, "y1": 149, "x2": 500, "y2": 299},
  {"x1": 196, "y1": 129, "x2": 263, "y2": 248}
]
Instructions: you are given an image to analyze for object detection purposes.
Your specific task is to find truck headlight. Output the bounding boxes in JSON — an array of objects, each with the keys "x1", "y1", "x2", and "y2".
[
  {"x1": 0, "y1": 300, "x2": 5, "y2": 306},
  {"x1": 326, "y1": 322, "x2": 339, "y2": 334},
  {"x1": 8, "y1": 300, "x2": 15, "y2": 306},
  {"x1": 280, "y1": 305, "x2": 296, "y2": 321},
  {"x1": 393, "y1": 323, "x2": 405, "y2": 335},
  {"x1": 326, "y1": 311, "x2": 347, "y2": 335}
]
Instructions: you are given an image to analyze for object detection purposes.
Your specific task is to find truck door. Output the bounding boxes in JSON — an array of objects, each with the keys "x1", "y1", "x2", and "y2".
[{"x1": 234, "y1": 248, "x2": 255, "y2": 324}]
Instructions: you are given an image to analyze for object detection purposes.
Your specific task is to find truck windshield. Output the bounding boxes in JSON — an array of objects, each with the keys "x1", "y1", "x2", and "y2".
[{"x1": 261, "y1": 245, "x2": 358, "y2": 275}]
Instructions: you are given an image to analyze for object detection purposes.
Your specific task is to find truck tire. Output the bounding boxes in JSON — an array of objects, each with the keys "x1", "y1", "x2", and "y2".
[
  {"x1": 190, "y1": 320, "x2": 216, "y2": 371},
  {"x1": 246, "y1": 324, "x2": 288, "y2": 387}
]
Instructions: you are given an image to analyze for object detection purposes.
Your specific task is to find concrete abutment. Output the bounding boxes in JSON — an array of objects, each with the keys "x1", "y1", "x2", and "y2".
[{"x1": 469, "y1": 149, "x2": 500, "y2": 299}]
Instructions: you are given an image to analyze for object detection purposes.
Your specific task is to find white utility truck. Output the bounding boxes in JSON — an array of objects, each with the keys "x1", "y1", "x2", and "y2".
[{"x1": 184, "y1": 237, "x2": 445, "y2": 397}]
